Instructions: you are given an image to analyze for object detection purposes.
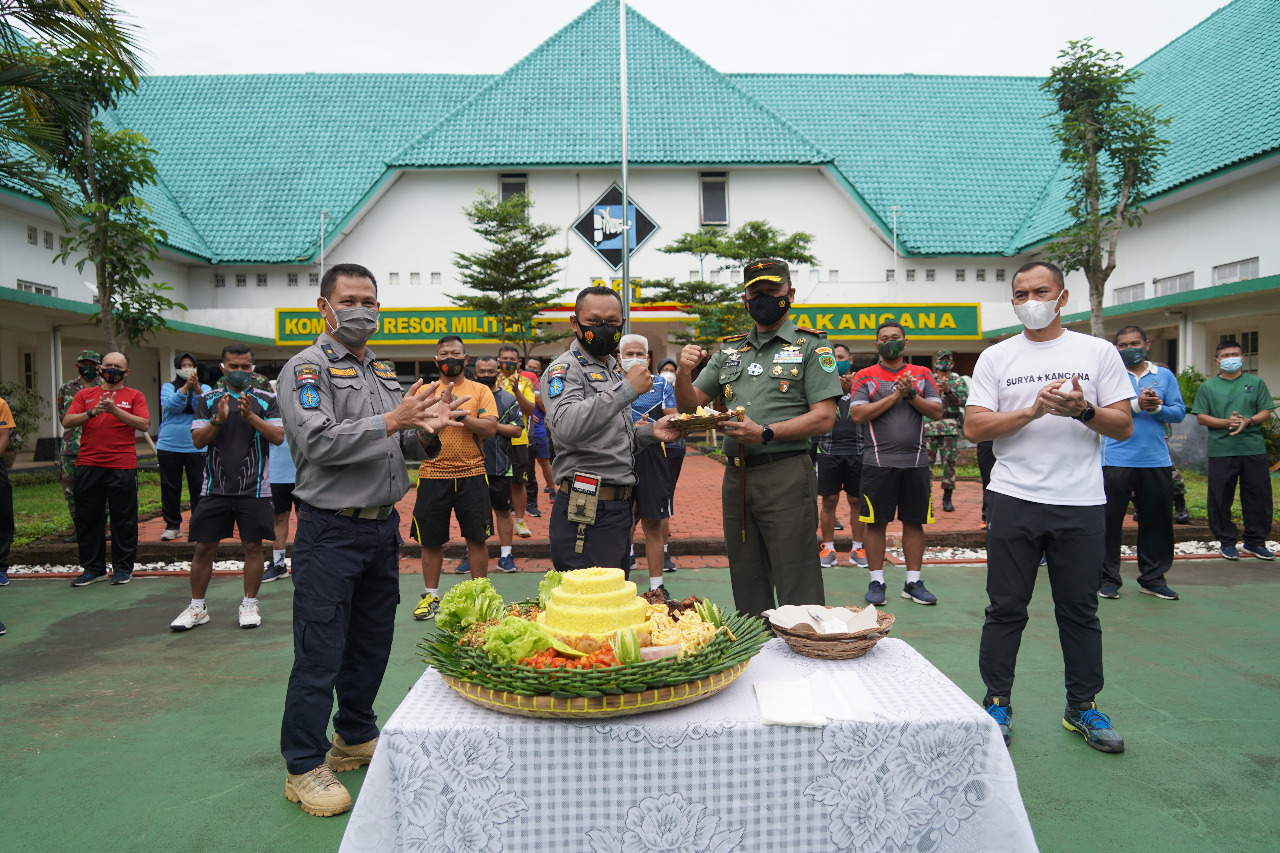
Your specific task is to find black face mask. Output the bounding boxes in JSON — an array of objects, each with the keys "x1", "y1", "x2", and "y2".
[
  {"x1": 438, "y1": 357, "x2": 466, "y2": 378},
  {"x1": 576, "y1": 322, "x2": 622, "y2": 358},
  {"x1": 78, "y1": 365, "x2": 99, "y2": 381},
  {"x1": 498, "y1": 360, "x2": 518, "y2": 374},
  {"x1": 746, "y1": 292, "x2": 791, "y2": 326},
  {"x1": 475, "y1": 374, "x2": 497, "y2": 387},
  {"x1": 100, "y1": 367, "x2": 126, "y2": 384}
]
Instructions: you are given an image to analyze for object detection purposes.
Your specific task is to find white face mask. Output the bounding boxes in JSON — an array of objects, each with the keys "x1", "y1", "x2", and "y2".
[
  {"x1": 620, "y1": 357, "x2": 648, "y2": 373},
  {"x1": 660, "y1": 370, "x2": 676, "y2": 381},
  {"x1": 1013, "y1": 295, "x2": 1062, "y2": 331}
]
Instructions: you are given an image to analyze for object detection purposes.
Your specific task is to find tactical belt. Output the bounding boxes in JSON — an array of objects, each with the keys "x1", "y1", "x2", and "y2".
[
  {"x1": 731, "y1": 450, "x2": 807, "y2": 469},
  {"x1": 557, "y1": 481, "x2": 634, "y2": 500},
  {"x1": 335, "y1": 505, "x2": 395, "y2": 521}
]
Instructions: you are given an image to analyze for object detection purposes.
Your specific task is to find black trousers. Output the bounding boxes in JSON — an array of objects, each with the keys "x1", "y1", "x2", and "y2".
[
  {"x1": 548, "y1": 490, "x2": 632, "y2": 572},
  {"x1": 1206, "y1": 454, "x2": 1273, "y2": 547},
  {"x1": 0, "y1": 459, "x2": 13, "y2": 569},
  {"x1": 73, "y1": 465, "x2": 138, "y2": 574},
  {"x1": 1102, "y1": 466, "x2": 1174, "y2": 589},
  {"x1": 977, "y1": 440, "x2": 995, "y2": 522},
  {"x1": 981, "y1": 491, "x2": 1105, "y2": 706},
  {"x1": 157, "y1": 449, "x2": 204, "y2": 529},
  {"x1": 281, "y1": 503, "x2": 401, "y2": 774}
]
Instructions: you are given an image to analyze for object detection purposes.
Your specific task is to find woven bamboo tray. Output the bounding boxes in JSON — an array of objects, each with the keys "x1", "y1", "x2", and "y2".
[
  {"x1": 441, "y1": 660, "x2": 749, "y2": 719},
  {"x1": 668, "y1": 412, "x2": 736, "y2": 434},
  {"x1": 771, "y1": 608, "x2": 895, "y2": 660}
]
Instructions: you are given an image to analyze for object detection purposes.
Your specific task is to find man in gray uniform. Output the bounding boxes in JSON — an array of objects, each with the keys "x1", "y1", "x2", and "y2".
[
  {"x1": 542, "y1": 286, "x2": 679, "y2": 573},
  {"x1": 276, "y1": 263, "x2": 467, "y2": 818}
]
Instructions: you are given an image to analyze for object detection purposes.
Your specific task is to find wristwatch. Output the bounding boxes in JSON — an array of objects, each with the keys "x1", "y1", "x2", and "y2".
[
  {"x1": 761, "y1": 425, "x2": 775, "y2": 446},
  {"x1": 1072, "y1": 402, "x2": 1096, "y2": 423}
]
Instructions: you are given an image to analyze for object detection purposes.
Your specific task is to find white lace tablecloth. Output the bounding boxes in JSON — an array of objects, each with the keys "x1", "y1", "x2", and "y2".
[{"x1": 339, "y1": 638, "x2": 1037, "y2": 853}]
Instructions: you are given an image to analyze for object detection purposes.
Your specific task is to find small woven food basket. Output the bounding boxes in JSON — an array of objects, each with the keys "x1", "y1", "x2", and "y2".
[
  {"x1": 668, "y1": 411, "x2": 736, "y2": 434},
  {"x1": 770, "y1": 607, "x2": 895, "y2": 660}
]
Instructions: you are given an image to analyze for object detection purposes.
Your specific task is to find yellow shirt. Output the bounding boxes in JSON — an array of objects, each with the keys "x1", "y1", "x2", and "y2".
[
  {"x1": 417, "y1": 378, "x2": 497, "y2": 479},
  {"x1": 496, "y1": 373, "x2": 535, "y2": 445},
  {"x1": 0, "y1": 397, "x2": 12, "y2": 429}
]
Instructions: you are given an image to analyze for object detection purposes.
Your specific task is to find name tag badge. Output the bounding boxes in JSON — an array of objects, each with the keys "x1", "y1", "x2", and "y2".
[{"x1": 328, "y1": 366, "x2": 358, "y2": 378}]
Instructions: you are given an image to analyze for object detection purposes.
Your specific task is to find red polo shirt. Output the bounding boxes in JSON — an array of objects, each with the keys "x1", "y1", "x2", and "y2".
[{"x1": 67, "y1": 385, "x2": 149, "y2": 469}]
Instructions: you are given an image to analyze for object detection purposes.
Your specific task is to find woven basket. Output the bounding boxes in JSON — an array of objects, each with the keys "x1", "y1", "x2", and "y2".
[
  {"x1": 441, "y1": 660, "x2": 749, "y2": 719},
  {"x1": 770, "y1": 608, "x2": 895, "y2": 660},
  {"x1": 669, "y1": 412, "x2": 736, "y2": 434}
]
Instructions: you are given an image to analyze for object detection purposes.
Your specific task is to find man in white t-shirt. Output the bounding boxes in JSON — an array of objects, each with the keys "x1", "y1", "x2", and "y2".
[{"x1": 965, "y1": 261, "x2": 1134, "y2": 754}]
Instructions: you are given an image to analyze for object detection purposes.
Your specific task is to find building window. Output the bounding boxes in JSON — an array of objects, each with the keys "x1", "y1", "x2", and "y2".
[
  {"x1": 410, "y1": 272, "x2": 421, "y2": 287},
  {"x1": 235, "y1": 273, "x2": 247, "y2": 287},
  {"x1": 59, "y1": 236, "x2": 70, "y2": 252},
  {"x1": 17, "y1": 279, "x2": 56, "y2": 297},
  {"x1": 500, "y1": 174, "x2": 527, "y2": 201},
  {"x1": 256, "y1": 273, "x2": 268, "y2": 287},
  {"x1": 925, "y1": 269, "x2": 936, "y2": 282},
  {"x1": 27, "y1": 226, "x2": 37, "y2": 245},
  {"x1": 975, "y1": 268, "x2": 986, "y2": 282},
  {"x1": 1219, "y1": 330, "x2": 1259, "y2": 373},
  {"x1": 287, "y1": 273, "x2": 298, "y2": 287},
  {"x1": 829, "y1": 270, "x2": 839, "y2": 282},
  {"x1": 389, "y1": 272, "x2": 400, "y2": 286},
  {"x1": 885, "y1": 269, "x2": 895, "y2": 282},
  {"x1": 995, "y1": 268, "x2": 1006, "y2": 282},
  {"x1": 809, "y1": 269, "x2": 819, "y2": 284},
  {"x1": 1154, "y1": 271, "x2": 1193, "y2": 297},
  {"x1": 309, "y1": 273, "x2": 319, "y2": 287},
  {"x1": 1113, "y1": 282, "x2": 1146, "y2": 305},
  {"x1": 214, "y1": 273, "x2": 226, "y2": 288},
  {"x1": 955, "y1": 269, "x2": 965, "y2": 282},
  {"x1": 431, "y1": 272, "x2": 442, "y2": 287},
  {"x1": 43, "y1": 230, "x2": 54, "y2": 249},
  {"x1": 23, "y1": 352, "x2": 35, "y2": 391},
  {"x1": 905, "y1": 269, "x2": 916, "y2": 282},
  {"x1": 1212, "y1": 257, "x2": 1259, "y2": 286},
  {"x1": 699, "y1": 172, "x2": 728, "y2": 226}
]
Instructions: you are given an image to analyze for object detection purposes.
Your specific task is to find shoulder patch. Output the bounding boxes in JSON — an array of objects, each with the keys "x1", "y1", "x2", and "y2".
[
  {"x1": 819, "y1": 353, "x2": 837, "y2": 373},
  {"x1": 721, "y1": 333, "x2": 748, "y2": 342},
  {"x1": 548, "y1": 363, "x2": 568, "y2": 377},
  {"x1": 298, "y1": 384, "x2": 321, "y2": 409},
  {"x1": 320, "y1": 343, "x2": 341, "y2": 361},
  {"x1": 328, "y1": 366, "x2": 358, "y2": 378},
  {"x1": 548, "y1": 376, "x2": 565, "y2": 399},
  {"x1": 371, "y1": 360, "x2": 397, "y2": 380},
  {"x1": 294, "y1": 363, "x2": 321, "y2": 385},
  {"x1": 815, "y1": 346, "x2": 833, "y2": 355},
  {"x1": 796, "y1": 326, "x2": 826, "y2": 337}
]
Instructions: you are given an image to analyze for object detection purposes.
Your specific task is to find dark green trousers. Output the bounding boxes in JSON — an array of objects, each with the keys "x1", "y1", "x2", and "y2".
[{"x1": 721, "y1": 453, "x2": 825, "y2": 615}]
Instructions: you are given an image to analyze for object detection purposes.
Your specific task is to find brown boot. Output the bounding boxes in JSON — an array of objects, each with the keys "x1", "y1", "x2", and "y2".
[
  {"x1": 328, "y1": 733, "x2": 378, "y2": 772},
  {"x1": 284, "y1": 764, "x2": 352, "y2": 816}
]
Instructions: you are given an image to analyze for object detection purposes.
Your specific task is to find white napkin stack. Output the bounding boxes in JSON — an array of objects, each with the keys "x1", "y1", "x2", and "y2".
[{"x1": 754, "y1": 669, "x2": 881, "y2": 726}]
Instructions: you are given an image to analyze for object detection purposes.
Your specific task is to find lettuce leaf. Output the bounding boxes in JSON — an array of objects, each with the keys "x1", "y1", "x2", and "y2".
[
  {"x1": 482, "y1": 617, "x2": 554, "y2": 664},
  {"x1": 537, "y1": 570, "x2": 564, "y2": 609},
  {"x1": 437, "y1": 577, "x2": 505, "y2": 634}
]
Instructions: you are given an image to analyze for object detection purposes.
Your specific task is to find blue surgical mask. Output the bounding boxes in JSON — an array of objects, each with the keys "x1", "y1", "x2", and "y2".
[
  {"x1": 836, "y1": 359, "x2": 851, "y2": 375},
  {"x1": 1220, "y1": 356, "x2": 1243, "y2": 373}
]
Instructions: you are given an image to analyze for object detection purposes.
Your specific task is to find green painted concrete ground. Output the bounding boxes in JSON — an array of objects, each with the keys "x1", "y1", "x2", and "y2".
[{"x1": 1, "y1": 560, "x2": 1277, "y2": 852}]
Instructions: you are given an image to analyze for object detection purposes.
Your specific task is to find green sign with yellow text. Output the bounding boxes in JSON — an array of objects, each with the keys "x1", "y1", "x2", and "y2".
[
  {"x1": 786, "y1": 304, "x2": 981, "y2": 339},
  {"x1": 275, "y1": 307, "x2": 535, "y2": 346}
]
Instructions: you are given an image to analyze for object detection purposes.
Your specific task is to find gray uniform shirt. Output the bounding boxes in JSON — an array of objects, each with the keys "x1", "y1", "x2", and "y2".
[
  {"x1": 542, "y1": 339, "x2": 656, "y2": 486},
  {"x1": 278, "y1": 332, "x2": 433, "y2": 510}
]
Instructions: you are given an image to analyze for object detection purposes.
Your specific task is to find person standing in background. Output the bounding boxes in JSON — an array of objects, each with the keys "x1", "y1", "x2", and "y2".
[
  {"x1": 620, "y1": 334, "x2": 676, "y2": 593},
  {"x1": 496, "y1": 345, "x2": 539, "y2": 531},
  {"x1": 474, "y1": 356, "x2": 525, "y2": 573},
  {"x1": 56, "y1": 349, "x2": 101, "y2": 542},
  {"x1": 265, "y1": 428, "x2": 297, "y2": 583},
  {"x1": 925, "y1": 349, "x2": 969, "y2": 513},
  {"x1": 818, "y1": 344, "x2": 869, "y2": 570},
  {"x1": 0, "y1": 394, "x2": 13, "y2": 587},
  {"x1": 656, "y1": 359, "x2": 684, "y2": 572},
  {"x1": 524, "y1": 356, "x2": 556, "y2": 510},
  {"x1": 157, "y1": 352, "x2": 211, "y2": 541}
]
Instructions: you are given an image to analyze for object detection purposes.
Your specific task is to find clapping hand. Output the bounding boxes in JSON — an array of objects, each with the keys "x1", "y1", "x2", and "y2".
[
  {"x1": 839, "y1": 373, "x2": 854, "y2": 394},
  {"x1": 1138, "y1": 387, "x2": 1161, "y2": 412},
  {"x1": 1040, "y1": 375, "x2": 1088, "y2": 418},
  {"x1": 215, "y1": 392, "x2": 232, "y2": 423},
  {"x1": 894, "y1": 375, "x2": 913, "y2": 398},
  {"x1": 183, "y1": 372, "x2": 201, "y2": 393},
  {"x1": 237, "y1": 393, "x2": 256, "y2": 420},
  {"x1": 1228, "y1": 410, "x2": 1248, "y2": 435},
  {"x1": 91, "y1": 392, "x2": 112, "y2": 416}
]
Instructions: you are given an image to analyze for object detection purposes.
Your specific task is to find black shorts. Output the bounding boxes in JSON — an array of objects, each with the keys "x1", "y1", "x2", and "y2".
[
  {"x1": 488, "y1": 474, "x2": 512, "y2": 513},
  {"x1": 411, "y1": 475, "x2": 493, "y2": 546},
  {"x1": 859, "y1": 464, "x2": 933, "y2": 525},
  {"x1": 509, "y1": 444, "x2": 532, "y2": 485},
  {"x1": 531, "y1": 429, "x2": 551, "y2": 460},
  {"x1": 189, "y1": 494, "x2": 276, "y2": 543},
  {"x1": 271, "y1": 482, "x2": 297, "y2": 515},
  {"x1": 817, "y1": 453, "x2": 863, "y2": 497},
  {"x1": 633, "y1": 443, "x2": 672, "y2": 521}
]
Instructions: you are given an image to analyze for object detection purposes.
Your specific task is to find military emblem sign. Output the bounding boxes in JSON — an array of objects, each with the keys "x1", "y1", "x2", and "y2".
[{"x1": 571, "y1": 184, "x2": 659, "y2": 270}]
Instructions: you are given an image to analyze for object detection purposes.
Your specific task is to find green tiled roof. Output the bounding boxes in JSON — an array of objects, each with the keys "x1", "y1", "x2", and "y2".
[{"x1": 390, "y1": 2, "x2": 827, "y2": 169}]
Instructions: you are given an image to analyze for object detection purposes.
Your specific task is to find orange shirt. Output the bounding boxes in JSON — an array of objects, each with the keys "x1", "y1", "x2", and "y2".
[{"x1": 417, "y1": 377, "x2": 497, "y2": 479}]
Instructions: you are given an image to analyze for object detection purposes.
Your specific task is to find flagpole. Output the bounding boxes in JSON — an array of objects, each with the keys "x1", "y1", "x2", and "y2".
[{"x1": 619, "y1": 0, "x2": 631, "y2": 334}]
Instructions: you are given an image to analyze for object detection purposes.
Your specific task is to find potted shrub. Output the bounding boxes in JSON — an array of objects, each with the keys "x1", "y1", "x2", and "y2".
[{"x1": 0, "y1": 382, "x2": 47, "y2": 468}]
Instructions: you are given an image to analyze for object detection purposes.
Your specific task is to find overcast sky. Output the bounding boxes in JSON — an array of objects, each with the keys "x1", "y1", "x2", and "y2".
[{"x1": 115, "y1": 0, "x2": 1228, "y2": 78}]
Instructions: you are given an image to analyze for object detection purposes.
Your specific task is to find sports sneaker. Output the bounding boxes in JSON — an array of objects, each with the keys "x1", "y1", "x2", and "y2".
[
  {"x1": 496, "y1": 554, "x2": 519, "y2": 573},
  {"x1": 834, "y1": 520, "x2": 844, "y2": 531},
  {"x1": 159, "y1": 527, "x2": 180, "y2": 541},
  {"x1": 238, "y1": 600, "x2": 262, "y2": 628},
  {"x1": 514, "y1": 519, "x2": 532, "y2": 538},
  {"x1": 413, "y1": 593, "x2": 440, "y2": 621},
  {"x1": 71, "y1": 571, "x2": 108, "y2": 587},
  {"x1": 170, "y1": 603, "x2": 210, "y2": 631},
  {"x1": 0, "y1": 619, "x2": 6, "y2": 635},
  {"x1": 1039, "y1": 554, "x2": 1048, "y2": 566},
  {"x1": 110, "y1": 570, "x2": 132, "y2": 585},
  {"x1": 0, "y1": 570, "x2": 9, "y2": 586},
  {"x1": 819, "y1": 546, "x2": 838, "y2": 568},
  {"x1": 262, "y1": 560, "x2": 290, "y2": 582},
  {"x1": 1139, "y1": 585, "x2": 1179, "y2": 600},
  {"x1": 663, "y1": 554, "x2": 677, "y2": 572},
  {"x1": 865, "y1": 581, "x2": 886, "y2": 606},
  {"x1": 328, "y1": 734, "x2": 378, "y2": 772},
  {"x1": 848, "y1": 548, "x2": 869, "y2": 569},
  {"x1": 1242, "y1": 543, "x2": 1276, "y2": 561},
  {"x1": 1063, "y1": 702, "x2": 1125, "y2": 753},
  {"x1": 1098, "y1": 584, "x2": 1120, "y2": 599},
  {"x1": 452, "y1": 556, "x2": 471, "y2": 574},
  {"x1": 1219, "y1": 543, "x2": 1241, "y2": 560},
  {"x1": 650, "y1": 584, "x2": 672, "y2": 602},
  {"x1": 525, "y1": 505, "x2": 542, "y2": 518},
  {"x1": 284, "y1": 764, "x2": 352, "y2": 817},
  {"x1": 902, "y1": 581, "x2": 937, "y2": 605},
  {"x1": 984, "y1": 697, "x2": 1012, "y2": 745}
]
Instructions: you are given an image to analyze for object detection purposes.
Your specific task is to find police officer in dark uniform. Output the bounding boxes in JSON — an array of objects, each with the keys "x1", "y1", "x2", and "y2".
[
  {"x1": 275, "y1": 262, "x2": 467, "y2": 817},
  {"x1": 673, "y1": 259, "x2": 842, "y2": 615},
  {"x1": 542, "y1": 286, "x2": 680, "y2": 573}
]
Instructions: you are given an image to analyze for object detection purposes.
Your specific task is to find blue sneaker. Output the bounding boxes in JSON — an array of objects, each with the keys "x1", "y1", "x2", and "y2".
[
  {"x1": 865, "y1": 581, "x2": 886, "y2": 605},
  {"x1": 1099, "y1": 584, "x2": 1120, "y2": 599},
  {"x1": 1220, "y1": 543, "x2": 1240, "y2": 560},
  {"x1": 1063, "y1": 702, "x2": 1125, "y2": 753},
  {"x1": 0, "y1": 569, "x2": 9, "y2": 586},
  {"x1": 525, "y1": 505, "x2": 542, "y2": 518},
  {"x1": 262, "y1": 559, "x2": 290, "y2": 583},
  {"x1": 110, "y1": 570, "x2": 132, "y2": 585},
  {"x1": 901, "y1": 581, "x2": 937, "y2": 605},
  {"x1": 453, "y1": 557, "x2": 471, "y2": 574},
  {"x1": 1139, "y1": 584, "x2": 1179, "y2": 600},
  {"x1": 1242, "y1": 543, "x2": 1275, "y2": 561},
  {"x1": 496, "y1": 554, "x2": 519, "y2": 573},
  {"x1": 984, "y1": 697, "x2": 1012, "y2": 745},
  {"x1": 663, "y1": 553, "x2": 677, "y2": 572},
  {"x1": 1039, "y1": 554, "x2": 1048, "y2": 566},
  {"x1": 0, "y1": 619, "x2": 6, "y2": 635},
  {"x1": 71, "y1": 571, "x2": 109, "y2": 587}
]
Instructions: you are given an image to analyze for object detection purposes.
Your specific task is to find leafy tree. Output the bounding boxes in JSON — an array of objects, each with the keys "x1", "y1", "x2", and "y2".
[
  {"x1": 450, "y1": 190, "x2": 573, "y2": 357},
  {"x1": 716, "y1": 220, "x2": 818, "y2": 270},
  {"x1": 658, "y1": 226, "x2": 724, "y2": 280},
  {"x1": 1040, "y1": 39, "x2": 1170, "y2": 337},
  {"x1": 636, "y1": 278, "x2": 749, "y2": 347}
]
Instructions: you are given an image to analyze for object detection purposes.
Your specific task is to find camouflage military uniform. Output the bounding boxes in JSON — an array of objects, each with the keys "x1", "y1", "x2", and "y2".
[
  {"x1": 923, "y1": 350, "x2": 969, "y2": 492},
  {"x1": 57, "y1": 350, "x2": 103, "y2": 523}
]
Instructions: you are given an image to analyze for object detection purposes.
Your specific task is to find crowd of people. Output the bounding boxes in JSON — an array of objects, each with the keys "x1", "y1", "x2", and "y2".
[{"x1": 0, "y1": 259, "x2": 1274, "y2": 811}]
